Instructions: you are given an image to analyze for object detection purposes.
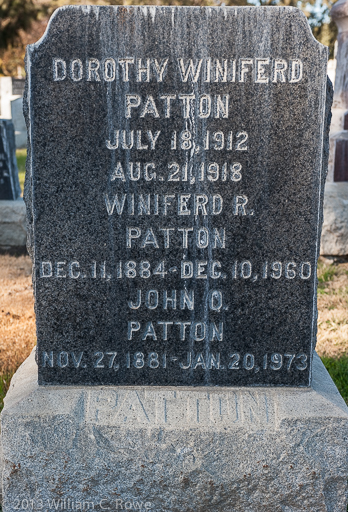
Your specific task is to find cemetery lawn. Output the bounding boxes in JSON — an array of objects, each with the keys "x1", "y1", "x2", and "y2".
[
  {"x1": 316, "y1": 258, "x2": 348, "y2": 403},
  {"x1": 0, "y1": 255, "x2": 35, "y2": 410},
  {"x1": 0, "y1": 254, "x2": 348, "y2": 410},
  {"x1": 16, "y1": 149, "x2": 26, "y2": 195}
]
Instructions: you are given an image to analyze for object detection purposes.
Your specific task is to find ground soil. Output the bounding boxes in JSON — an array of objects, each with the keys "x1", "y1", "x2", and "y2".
[
  {"x1": 317, "y1": 259, "x2": 348, "y2": 358},
  {"x1": 0, "y1": 254, "x2": 36, "y2": 374}
]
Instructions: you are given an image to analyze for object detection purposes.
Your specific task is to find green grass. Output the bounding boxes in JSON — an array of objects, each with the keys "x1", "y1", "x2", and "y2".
[
  {"x1": 0, "y1": 373, "x2": 14, "y2": 412},
  {"x1": 321, "y1": 356, "x2": 348, "y2": 404},
  {"x1": 16, "y1": 148, "x2": 27, "y2": 194},
  {"x1": 317, "y1": 260, "x2": 338, "y2": 292}
]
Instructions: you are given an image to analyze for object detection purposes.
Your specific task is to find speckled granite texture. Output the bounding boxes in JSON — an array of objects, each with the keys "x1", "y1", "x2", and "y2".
[{"x1": 24, "y1": 6, "x2": 330, "y2": 386}]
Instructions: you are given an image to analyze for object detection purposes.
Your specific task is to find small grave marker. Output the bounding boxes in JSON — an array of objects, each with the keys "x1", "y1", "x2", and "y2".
[{"x1": 0, "y1": 120, "x2": 21, "y2": 200}]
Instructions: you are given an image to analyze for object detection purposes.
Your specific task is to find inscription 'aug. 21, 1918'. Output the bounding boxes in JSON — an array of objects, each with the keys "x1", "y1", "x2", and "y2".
[{"x1": 25, "y1": 6, "x2": 329, "y2": 386}]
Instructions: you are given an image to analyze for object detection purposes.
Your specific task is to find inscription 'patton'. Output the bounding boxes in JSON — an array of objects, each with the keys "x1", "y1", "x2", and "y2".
[{"x1": 25, "y1": 6, "x2": 330, "y2": 386}]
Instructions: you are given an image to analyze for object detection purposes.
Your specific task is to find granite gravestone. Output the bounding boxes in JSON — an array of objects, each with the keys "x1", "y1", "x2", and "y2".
[
  {"x1": 0, "y1": 120, "x2": 21, "y2": 200},
  {"x1": 4, "y1": 8, "x2": 348, "y2": 512},
  {"x1": 24, "y1": 5, "x2": 330, "y2": 387}
]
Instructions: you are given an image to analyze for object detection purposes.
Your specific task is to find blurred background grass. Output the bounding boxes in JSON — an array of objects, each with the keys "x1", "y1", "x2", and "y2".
[
  {"x1": 16, "y1": 148, "x2": 26, "y2": 194},
  {"x1": 321, "y1": 356, "x2": 348, "y2": 403}
]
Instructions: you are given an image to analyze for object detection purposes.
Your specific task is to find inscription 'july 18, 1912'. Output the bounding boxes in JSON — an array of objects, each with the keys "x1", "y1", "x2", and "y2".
[{"x1": 25, "y1": 6, "x2": 329, "y2": 386}]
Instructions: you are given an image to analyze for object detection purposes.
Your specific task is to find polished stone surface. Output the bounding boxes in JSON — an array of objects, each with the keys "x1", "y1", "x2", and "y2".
[{"x1": 24, "y1": 6, "x2": 330, "y2": 386}]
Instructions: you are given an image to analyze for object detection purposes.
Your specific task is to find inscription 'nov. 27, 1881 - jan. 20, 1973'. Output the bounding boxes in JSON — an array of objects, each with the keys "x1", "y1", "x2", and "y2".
[{"x1": 24, "y1": 6, "x2": 330, "y2": 386}]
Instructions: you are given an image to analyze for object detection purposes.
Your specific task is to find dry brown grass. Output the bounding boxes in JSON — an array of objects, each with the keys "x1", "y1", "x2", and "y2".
[
  {"x1": 317, "y1": 258, "x2": 348, "y2": 358},
  {"x1": 0, "y1": 254, "x2": 348, "y2": 376},
  {"x1": 0, "y1": 254, "x2": 36, "y2": 375}
]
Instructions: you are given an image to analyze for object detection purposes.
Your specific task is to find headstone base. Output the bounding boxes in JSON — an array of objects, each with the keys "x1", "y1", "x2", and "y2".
[
  {"x1": 321, "y1": 182, "x2": 348, "y2": 256},
  {"x1": 0, "y1": 199, "x2": 26, "y2": 252},
  {"x1": 2, "y1": 350, "x2": 348, "y2": 512}
]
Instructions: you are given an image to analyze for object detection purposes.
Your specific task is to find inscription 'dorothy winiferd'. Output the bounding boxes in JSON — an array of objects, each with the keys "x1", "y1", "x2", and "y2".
[{"x1": 53, "y1": 57, "x2": 303, "y2": 85}]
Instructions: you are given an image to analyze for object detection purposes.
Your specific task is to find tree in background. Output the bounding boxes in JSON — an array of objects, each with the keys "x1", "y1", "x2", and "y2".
[
  {"x1": 0, "y1": 0, "x2": 42, "y2": 49},
  {"x1": 308, "y1": 0, "x2": 338, "y2": 59},
  {"x1": 0, "y1": 0, "x2": 48, "y2": 75},
  {"x1": 0, "y1": 0, "x2": 338, "y2": 76}
]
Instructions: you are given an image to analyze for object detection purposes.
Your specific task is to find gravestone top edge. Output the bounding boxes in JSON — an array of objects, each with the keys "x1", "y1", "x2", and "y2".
[{"x1": 27, "y1": 5, "x2": 325, "y2": 54}]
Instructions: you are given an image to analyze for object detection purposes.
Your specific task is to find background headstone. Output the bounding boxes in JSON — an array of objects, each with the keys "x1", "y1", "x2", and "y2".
[
  {"x1": 0, "y1": 120, "x2": 21, "y2": 200},
  {"x1": 25, "y1": 5, "x2": 330, "y2": 387},
  {"x1": 0, "y1": 78, "x2": 23, "y2": 120},
  {"x1": 321, "y1": 181, "x2": 348, "y2": 254},
  {"x1": 327, "y1": 0, "x2": 348, "y2": 179},
  {"x1": 11, "y1": 98, "x2": 26, "y2": 150},
  {"x1": 320, "y1": 0, "x2": 348, "y2": 255},
  {"x1": 0, "y1": 199, "x2": 27, "y2": 252}
]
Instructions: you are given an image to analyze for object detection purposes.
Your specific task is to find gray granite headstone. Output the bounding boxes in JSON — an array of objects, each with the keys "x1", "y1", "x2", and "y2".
[
  {"x1": 25, "y1": 5, "x2": 331, "y2": 386},
  {"x1": 0, "y1": 120, "x2": 21, "y2": 200}
]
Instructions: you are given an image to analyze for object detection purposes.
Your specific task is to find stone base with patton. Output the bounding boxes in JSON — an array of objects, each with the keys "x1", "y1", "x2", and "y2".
[{"x1": 2, "y1": 351, "x2": 348, "y2": 511}]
